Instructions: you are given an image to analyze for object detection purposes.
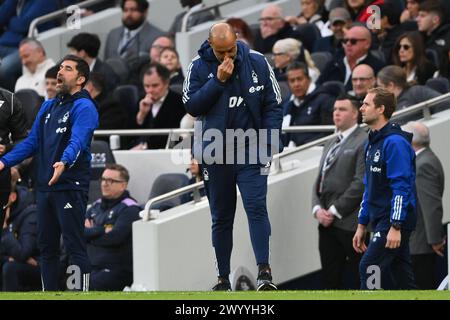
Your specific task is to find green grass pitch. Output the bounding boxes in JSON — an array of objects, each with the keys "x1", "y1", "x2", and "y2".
[{"x1": 0, "y1": 290, "x2": 448, "y2": 300}]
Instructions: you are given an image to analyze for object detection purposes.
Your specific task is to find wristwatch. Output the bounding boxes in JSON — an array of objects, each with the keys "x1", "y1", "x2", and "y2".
[{"x1": 391, "y1": 222, "x2": 402, "y2": 231}]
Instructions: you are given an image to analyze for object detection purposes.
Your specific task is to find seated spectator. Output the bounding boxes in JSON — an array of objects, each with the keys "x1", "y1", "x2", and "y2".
[
  {"x1": 400, "y1": 0, "x2": 423, "y2": 23},
  {"x1": 349, "y1": 64, "x2": 376, "y2": 101},
  {"x1": 282, "y1": 62, "x2": 335, "y2": 147},
  {"x1": 285, "y1": 0, "x2": 331, "y2": 37},
  {"x1": 226, "y1": 18, "x2": 255, "y2": 47},
  {"x1": 84, "y1": 73, "x2": 129, "y2": 131},
  {"x1": 254, "y1": 4, "x2": 298, "y2": 54},
  {"x1": 187, "y1": 157, "x2": 205, "y2": 199},
  {"x1": 416, "y1": 0, "x2": 450, "y2": 77},
  {"x1": 134, "y1": 64, "x2": 186, "y2": 150},
  {"x1": 67, "y1": 33, "x2": 119, "y2": 93},
  {"x1": 392, "y1": 31, "x2": 437, "y2": 85},
  {"x1": 85, "y1": 164, "x2": 141, "y2": 291},
  {"x1": 0, "y1": 179, "x2": 40, "y2": 291},
  {"x1": 44, "y1": 65, "x2": 59, "y2": 100},
  {"x1": 345, "y1": 0, "x2": 384, "y2": 23},
  {"x1": 313, "y1": 7, "x2": 352, "y2": 55},
  {"x1": 373, "y1": 0, "x2": 418, "y2": 64},
  {"x1": 272, "y1": 38, "x2": 320, "y2": 82},
  {"x1": 14, "y1": 39, "x2": 55, "y2": 97},
  {"x1": 159, "y1": 48, "x2": 185, "y2": 85},
  {"x1": 0, "y1": 0, "x2": 58, "y2": 92},
  {"x1": 104, "y1": 0, "x2": 163, "y2": 63},
  {"x1": 377, "y1": 65, "x2": 445, "y2": 121},
  {"x1": 317, "y1": 26, "x2": 385, "y2": 91},
  {"x1": 169, "y1": 0, "x2": 215, "y2": 37}
]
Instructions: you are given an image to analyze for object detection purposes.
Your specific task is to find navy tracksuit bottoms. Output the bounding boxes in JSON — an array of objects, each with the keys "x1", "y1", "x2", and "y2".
[
  {"x1": 36, "y1": 190, "x2": 91, "y2": 291},
  {"x1": 203, "y1": 163, "x2": 271, "y2": 278},
  {"x1": 359, "y1": 230, "x2": 416, "y2": 289}
]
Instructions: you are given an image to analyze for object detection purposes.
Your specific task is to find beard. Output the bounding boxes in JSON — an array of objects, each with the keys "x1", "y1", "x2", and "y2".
[{"x1": 123, "y1": 16, "x2": 145, "y2": 30}]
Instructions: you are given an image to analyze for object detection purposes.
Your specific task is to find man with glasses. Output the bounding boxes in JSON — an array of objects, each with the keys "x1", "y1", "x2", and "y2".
[
  {"x1": 85, "y1": 164, "x2": 140, "y2": 291},
  {"x1": 349, "y1": 64, "x2": 376, "y2": 101},
  {"x1": 318, "y1": 26, "x2": 385, "y2": 91},
  {"x1": 254, "y1": 4, "x2": 297, "y2": 54}
]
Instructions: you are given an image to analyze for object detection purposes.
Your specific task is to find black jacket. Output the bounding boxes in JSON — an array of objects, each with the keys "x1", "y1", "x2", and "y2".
[
  {"x1": 283, "y1": 85, "x2": 335, "y2": 146},
  {"x1": 423, "y1": 23, "x2": 450, "y2": 77},
  {"x1": 0, "y1": 88, "x2": 28, "y2": 154},
  {"x1": 0, "y1": 186, "x2": 38, "y2": 263},
  {"x1": 140, "y1": 89, "x2": 186, "y2": 149},
  {"x1": 317, "y1": 51, "x2": 386, "y2": 91},
  {"x1": 253, "y1": 23, "x2": 298, "y2": 54},
  {"x1": 85, "y1": 190, "x2": 140, "y2": 271},
  {"x1": 92, "y1": 59, "x2": 119, "y2": 93}
]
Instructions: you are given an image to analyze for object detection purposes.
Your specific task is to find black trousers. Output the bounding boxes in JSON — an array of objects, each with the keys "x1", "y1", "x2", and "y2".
[
  {"x1": 318, "y1": 225, "x2": 362, "y2": 289},
  {"x1": 0, "y1": 169, "x2": 11, "y2": 236},
  {"x1": 2, "y1": 261, "x2": 41, "y2": 291},
  {"x1": 411, "y1": 253, "x2": 437, "y2": 290}
]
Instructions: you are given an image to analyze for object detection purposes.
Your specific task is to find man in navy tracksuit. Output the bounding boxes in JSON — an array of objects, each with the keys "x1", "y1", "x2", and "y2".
[
  {"x1": 183, "y1": 23, "x2": 283, "y2": 291},
  {"x1": 353, "y1": 87, "x2": 416, "y2": 290},
  {"x1": 0, "y1": 55, "x2": 98, "y2": 291}
]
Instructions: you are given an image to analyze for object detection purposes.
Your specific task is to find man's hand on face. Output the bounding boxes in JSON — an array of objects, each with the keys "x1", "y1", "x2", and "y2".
[{"x1": 217, "y1": 56, "x2": 234, "y2": 83}]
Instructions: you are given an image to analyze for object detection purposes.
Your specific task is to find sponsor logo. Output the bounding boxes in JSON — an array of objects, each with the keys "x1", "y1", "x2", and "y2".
[
  {"x1": 64, "y1": 203, "x2": 73, "y2": 209},
  {"x1": 56, "y1": 127, "x2": 67, "y2": 134},
  {"x1": 229, "y1": 96, "x2": 244, "y2": 108},
  {"x1": 249, "y1": 85, "x2": 264, "y2": 93},
  {"x1": 370, "y1": 165, "x2": 381, "y2": 173}
]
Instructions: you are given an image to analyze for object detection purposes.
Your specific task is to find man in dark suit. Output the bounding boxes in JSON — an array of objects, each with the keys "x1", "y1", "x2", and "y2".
[
  {"x1": 67, "y1": 33, "x2": 119, "y2": 92},
  {"x1": 403, "y1": 121, "x2": 445, "y2": 289},
  {"x1": 317, "y1": 26, "x2": 385, "y2": 91},
  {"x1": 104, "y1": 0, "x2": 163, "y2": 63},
  {"x1": 168, "y1": 0, "x2": 215, "y2": 38},
  {"x1": 312, "y1": 94, "x2": 367, "y2": 289},
  {"x1": 134, "y1": 64, "x2": 186, "y2": 150}
]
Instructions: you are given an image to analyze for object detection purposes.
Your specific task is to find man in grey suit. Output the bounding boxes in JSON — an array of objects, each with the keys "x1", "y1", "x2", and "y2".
[
  {"x1": 104, "y1": 0, "x2": 163, "y2": 63},
  {"x1": 403, "y1": 121, "x2": 445, "y2": 289},
  {"x1": 312, "y1": 94, "x2": 367, "y2": 289}
]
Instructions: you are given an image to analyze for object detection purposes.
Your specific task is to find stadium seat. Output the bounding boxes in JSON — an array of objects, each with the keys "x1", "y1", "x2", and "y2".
[
  {"x1": 105, "y1": 57, "x2": 130, "y2": 84},
  {"x1": 14, "y1": 89, "x2": 44, "y2": 130},
  {"x1": 311, "y1": 51, "x2": 333, "y2": 73},
  {"x1": 321, "y1": 81, "x2": 346, "y2": 97},
  {"x1": 425, "y1": 49, "x2": 440, "y2": 70},
  {"x1": 113, "y1": 85, "x2": 139, "y2": 128},
  {"x1": 278, "y1": 81, "x2": 291, "y2": 100},
  {"x1": 148, "y1": 173, "x2": 191, "y2": 211},
  {"x1": 426, "y1": 77, "x2": 450, "y2": 95}
]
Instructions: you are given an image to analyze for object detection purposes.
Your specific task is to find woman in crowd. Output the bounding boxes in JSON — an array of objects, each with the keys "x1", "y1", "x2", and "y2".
[{"x1": 159, "y1": 47, "x2": 184, "y2": 85}]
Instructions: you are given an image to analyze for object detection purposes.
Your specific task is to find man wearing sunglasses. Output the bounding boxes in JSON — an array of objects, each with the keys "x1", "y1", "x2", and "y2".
[
  {"x1": 84, "y1": 164, "x2": 140, "y2": 291},
  {"x1": 318, "y1": 26, "x2": 385, "y2": 91}
]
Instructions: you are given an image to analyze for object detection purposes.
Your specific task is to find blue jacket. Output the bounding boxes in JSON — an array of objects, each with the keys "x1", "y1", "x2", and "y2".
[
  {"x1": 0, "y1": 186, "x2": 38, "y2": 263},
  {"x1": 183, "y1": 40, "x2": 283, "y2": 163},
  {"x1": 0, "y1": 0, "x2": 58, "y2": 47},
  {"x1": 0, "y1": 89, "x2": 98, "y2": 192},
  {"x1": 85, "y1": 191, "x2": 141, "y2": 271},
  {"x1": 358, "y1": 122, "x2": 416, "y2": 231}
]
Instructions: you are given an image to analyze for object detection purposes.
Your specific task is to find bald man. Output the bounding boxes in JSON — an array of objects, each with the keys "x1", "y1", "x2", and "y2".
[
  {"x1": 254, "y1": 4, "x2": 297, "y2": 54},
  {"x1": 403, "y1": 121, "x2": 445, "y2": 289},
  {"x1": 318, "y1": 26, "x2": 385, "y2": 91},
  {"x1": 183, "y1": 23, "x2": 283, "y2": 291},
  {"x1": 350, "y1": 64, "x2": 376, "y2": 100}
]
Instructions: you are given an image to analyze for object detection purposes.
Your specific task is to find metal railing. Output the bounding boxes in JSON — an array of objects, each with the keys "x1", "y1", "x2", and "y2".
[
  {"x1": 138, "y1": 92, "x2": 450, "y2": 221},
  {"x1": 28, "y1": 0, "x2": 112, "y2": 38},
  {"x1": 180, "y1": 0, "x2": 238, "y2": 32}
]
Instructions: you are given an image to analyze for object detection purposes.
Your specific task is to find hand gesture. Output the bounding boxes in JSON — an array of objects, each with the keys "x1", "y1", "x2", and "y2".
[
  {"x1": 48, "y1": 162, "x2": 65, "y2": 186},
  {"x1": 353, "y1": 224, "x2": 367, "y2": 253},
  {"x1": 217, "y1": 56, "x2": 234, "y2": 83}
]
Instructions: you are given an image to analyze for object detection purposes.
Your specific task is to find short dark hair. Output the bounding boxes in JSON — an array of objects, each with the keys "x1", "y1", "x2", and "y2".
[
  {"x1": 368, "y1": 87, "x2": 397, "y2": 120},
  {"x1": 105, "y1": 163, "x2": 130, "y2": 182},
  {"x1": 61, "y1": 54, "x2": 90, "y2": 88},
  {"x1": 336, "y1": 93, "x2": 361, "y2": 111},
  {"x1": 45, "y1": 65, "x2": 59, "y2": 79},
  {"x1": 286, "y1": 61, "x2": 309, "y2": 78},
  {"x1": 88, "y1": 72, "x2": 105, "y2": 93},
  {"x1": 121, "y1": 0, "x2": 149, "y2": 12},
  {"x1": 419, "y1": 0, "x2": 445, "y2": 25},
  {"x1": 67, "y1": 33, "x2": 101, "y2": 58},
  {"x1": 143, "y1": 63, "x2": 171, "y2": 82}
]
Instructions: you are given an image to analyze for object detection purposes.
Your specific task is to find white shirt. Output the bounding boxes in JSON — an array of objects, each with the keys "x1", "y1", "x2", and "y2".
[
  {"x1": 343, "y1": 54, "x2": 367, "y2": 85},
  {"x1": 415, "y1": 147, "x2": 426, "y2": 156},
  {"x1": 89, "y1": 58, "x2": 97, "y2": 72},
  {"x1": 151, "y1": 91, "x2": 168, "y2": 118},
  {"x1": 15, "y1": 58, "x2": 55, "y2": 97}
]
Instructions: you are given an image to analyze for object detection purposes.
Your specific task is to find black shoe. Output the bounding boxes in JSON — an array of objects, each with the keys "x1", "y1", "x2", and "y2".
[
  {"x1": 212, "y1": 278, "x2": 232, "y2": 291},
  {"x1": 256, "y1": 268, "x2": 277, "y2": 291}
]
